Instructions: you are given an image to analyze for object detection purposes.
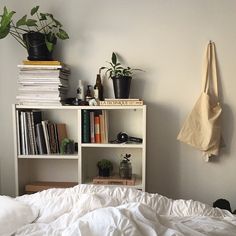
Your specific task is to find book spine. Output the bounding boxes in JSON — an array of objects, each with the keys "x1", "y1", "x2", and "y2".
[
  {"x1": 35, "y1": 123, "x2": 47, "y2": 154},
  {"x1": 99, "y1": 100, "x2": 143, "y2": 106},
  {"x1": 30, "y1": 112, "x2": 38, "y2": 154},
  {"x1": 56, "y1": 123, "x2": 68, "y2": 150},
  {"x1": 82, "y1": 110, "x2": 90, "y2": 143},
  {"x1": 94, "y1": 115, "x2": 101, "y2": 143},
  {"x1": 90, "y1": 111, "x2": 95, "y2": 143},
  {"x1": 99, "y1": 112, "x2": 105, "y2": 143},
  {"x1": 42, "y1": 120, "x2": 51, "y2": 154},
  {"x1": 20, "y1": 111, "x2": 26, "y2": 155},
  {"x1": 16, "y1": 110, "x2": 21, "y2": 155}
]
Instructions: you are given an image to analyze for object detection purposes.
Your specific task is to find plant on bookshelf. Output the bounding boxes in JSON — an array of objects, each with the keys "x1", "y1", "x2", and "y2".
[
  {"x1": 100, "y1": 52, "x2": 144, "y2": 98},
  {"x1": 0, "y1": 6, "x2": 69, "y2": 60},
  {"x1": 97, "y1": 159, "x2": 113, "y2": 177}
]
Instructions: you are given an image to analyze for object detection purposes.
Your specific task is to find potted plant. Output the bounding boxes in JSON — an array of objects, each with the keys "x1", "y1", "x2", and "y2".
[
  {"x1": 97, "y1": 159, "x2": 113, "y2": 177},
  {"x1": 0, "y1": 6, "x2": 69, "y2": 60},
  {"x1": 100, "y1": 52, "x2": 143, "y2": 98},
  {"x1": 119, "y1": 154, "x2": 132, "y2": 179}
]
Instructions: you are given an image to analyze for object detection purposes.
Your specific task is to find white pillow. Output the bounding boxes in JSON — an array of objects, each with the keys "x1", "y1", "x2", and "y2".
[{"x1": 0, "y1": 196, "x2": 39, "y2": 236}]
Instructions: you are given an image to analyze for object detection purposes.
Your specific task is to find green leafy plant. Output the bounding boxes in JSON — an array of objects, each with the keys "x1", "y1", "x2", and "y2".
[
  {"x1": 99, "y1": 52, "x2": 143, "y2": 79},
  {"x1": 97, "y1": 159, "x2": 113, "y2": 170},
  {"x1": 0, "y1": 6, "x2": 69, "y2": 52}
]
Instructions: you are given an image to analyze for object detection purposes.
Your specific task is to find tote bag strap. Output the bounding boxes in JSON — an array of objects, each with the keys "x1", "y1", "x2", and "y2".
[{"x1": 202, "y1": 41, "x2": 219, "y2": 100}]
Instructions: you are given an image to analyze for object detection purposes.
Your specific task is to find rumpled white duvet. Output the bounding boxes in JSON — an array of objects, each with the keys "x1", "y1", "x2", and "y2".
[{"x1": 3, "y1": 184, "x2": 236, "y2": 235}]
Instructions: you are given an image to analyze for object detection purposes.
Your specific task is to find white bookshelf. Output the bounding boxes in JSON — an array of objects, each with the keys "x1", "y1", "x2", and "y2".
[{"x1": 13, "y1": 104, "x2": 146, "y2": 195}]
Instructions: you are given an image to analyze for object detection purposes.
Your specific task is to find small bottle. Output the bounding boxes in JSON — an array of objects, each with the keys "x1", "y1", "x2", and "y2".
[
  {"x1": 77, "y1": 80, "x2": 84, "y2": 101},
  {"x1": 85, "y1": 85, "x2": 93, "y2": 102},
  {"x1": 94, "y1": 74, "x2": 103, "y2": 101}
]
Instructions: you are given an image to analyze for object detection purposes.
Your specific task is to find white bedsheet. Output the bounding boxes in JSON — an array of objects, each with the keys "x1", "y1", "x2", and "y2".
[{"x1": 12, "y1": 184, "x2": 236, "y2": 236}]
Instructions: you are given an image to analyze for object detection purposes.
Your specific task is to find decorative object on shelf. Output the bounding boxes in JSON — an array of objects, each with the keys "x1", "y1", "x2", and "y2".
[
  {"x1": 85, "y1": 85, "x2": 93, "y2": 102},
  {"x1": 100, "y1": 52, "x2": 144, "y2": 99},
  {"x1": 119, "y1": 154, "x2": 132, "y2": 179},
  {"x1": 60, "y1": 138, "x2": 74, "y2": 154},
  {"x1": 16, "y1": 63, "x2": 70, "y2": 106},
  {"x1": 97, "y1": 159, "x2": 113, "y2": 177},
  {"x1": 0, "y1": 6, "x2": 69, "y2": 60},
  {"x1": 94, "y1": 73, "x2": 104, "y2": 101},
  {"x1": 110, "y1": 132, "x2": 142, "y2": 144}
]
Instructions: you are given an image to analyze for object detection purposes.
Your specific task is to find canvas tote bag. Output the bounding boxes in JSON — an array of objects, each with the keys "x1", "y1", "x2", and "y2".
[{"x1": 177, "y1": 42, "x2": 222, "y2": 159}]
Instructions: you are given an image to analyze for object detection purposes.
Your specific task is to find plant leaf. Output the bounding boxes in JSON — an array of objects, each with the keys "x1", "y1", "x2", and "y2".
[
  {"x1": 112, "y1": 52, "x2": 117, "y2": 65},
  {"x1": 56, "y1": 28, "x2": 69, "y2": 40},
  {"x1": 0, "y1": 24, "x2": 10, "y2": 38},
  {"x1": 16, "y1": 15, "x2": 27, "y2": 27},
  {"x1": 45, "y1": 37, "x2": 54, "y2": 52},
  {"x1": 26, "y1": 19, "x2": 37, "y2": 27},
  {"x1": 30, "y1": 6, "x2": 39, "y2": 16},
  {"x1": 39, "y1": 13, "x2": 47, "y2": 21},
  {"x1": 53, "y1": 18, "x2": 62, "y2": 27},
  {"x1": 1, "y1": 7, "x2": 15, "y2": 28}
]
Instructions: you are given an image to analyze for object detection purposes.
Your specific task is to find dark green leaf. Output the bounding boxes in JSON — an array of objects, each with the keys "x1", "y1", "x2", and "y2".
[
  {"x1": 26, "y1": 19, "x2": 37, "y2": 27},
  {"x1": 30, "y1": 6, "x2": 39, "y2": 16},
  {"x1": 53, "y1": 18, "x2": 62, "y2": 27},
  {"x1": 56, "y1": 28, "x2": 69, "y2": 40},
  {"x1": 16, "y1": 15, "x2": 27, "y2": 27},
  {"x1": 39, "y1": 13, "x2": 47, "y2": 21},
  {"x1": 112, "y1": 52, "x2": 117, "y2": 65}
]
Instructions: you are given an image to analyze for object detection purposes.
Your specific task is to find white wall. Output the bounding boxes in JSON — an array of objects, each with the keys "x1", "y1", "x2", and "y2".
[{"x1": 1, "y1": 0, "x2": 236, "y2": 209}]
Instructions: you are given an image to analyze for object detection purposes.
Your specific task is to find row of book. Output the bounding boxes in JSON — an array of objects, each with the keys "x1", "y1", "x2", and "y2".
[
  {"x1": 82, "y1": 110, "x2": 108, "y2": 143},
  {"x1": 16, "y1": 61, "x2": 70, "y2": 106},
  {"x1": 16, "y1": 110, "x2": 68, "y2": 155}
]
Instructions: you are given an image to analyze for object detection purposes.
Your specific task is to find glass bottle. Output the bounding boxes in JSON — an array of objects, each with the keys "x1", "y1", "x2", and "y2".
[
  {"x1": 76, "y1": 80, "x2": 84, "y2": 101},
  {"x1": 85, "y1": 85, "x2": 93, "y2": 102},
  {"x1": 94, "y1": 74, "x2": 103, "y2": 101}
]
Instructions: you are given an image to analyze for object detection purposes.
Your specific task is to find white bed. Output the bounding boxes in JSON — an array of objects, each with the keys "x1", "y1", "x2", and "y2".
[{"x1": 1, "y1": 184, "x2": 236, "y2": 236}]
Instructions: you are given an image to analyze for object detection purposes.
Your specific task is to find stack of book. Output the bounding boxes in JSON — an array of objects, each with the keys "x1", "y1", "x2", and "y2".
[
  {"x1": 16, "y1": 110, "x2": 68, "y2": 155},
  {"x1": 16, "y1": 61, "x2": 70, "y2": 106}
]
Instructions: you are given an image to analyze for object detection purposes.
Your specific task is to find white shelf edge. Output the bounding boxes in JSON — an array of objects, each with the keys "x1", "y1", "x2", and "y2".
[
  {"x1": 15, "y1": 104, "x2": 146, "y2": 110},
  {"x1": 18, "y1": 155, "x2": 79, "y2": 160},
  {"x1": 81, "y1": 143, "x2": 144, "y2": 148}
]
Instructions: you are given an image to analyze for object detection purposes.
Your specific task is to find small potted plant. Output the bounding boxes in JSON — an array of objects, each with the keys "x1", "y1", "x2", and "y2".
[
  {"x1": 97, "y1": 159, "x2": 113, "y2": 177},
  {"x1": 119, "y1": 154, "x2": 132, "y2": 179},
  {"x1": 100, "y1": 52, "x2": 143, "y2": 98},
  {"x1": 0, "y1": 6, "x2": 69, "y2": 60}
]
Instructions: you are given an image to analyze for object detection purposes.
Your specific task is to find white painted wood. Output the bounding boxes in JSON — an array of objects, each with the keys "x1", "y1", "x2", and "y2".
[{"x1": 13, "y1": 105, "x2": 147, "y2": 194}]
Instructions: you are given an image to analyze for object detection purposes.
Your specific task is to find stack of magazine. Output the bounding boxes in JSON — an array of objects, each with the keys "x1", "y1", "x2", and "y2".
[{"x1": 16, "y1": 61, "x2": 70, "y2": 106}]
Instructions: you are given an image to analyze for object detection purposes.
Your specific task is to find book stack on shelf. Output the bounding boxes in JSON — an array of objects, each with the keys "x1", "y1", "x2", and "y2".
[
  {"x1": 99, "y1": 98, "x2": 143, "y2": 106},
  {"x1": 16, "y1": 61, "x2": 70, "y2": 106},
  {"x1": 82, "y1": 110, "x2": 108, "y2": 143},
  {"x1": 17, "y1": 110, "x2": 68, "y2": 155}
]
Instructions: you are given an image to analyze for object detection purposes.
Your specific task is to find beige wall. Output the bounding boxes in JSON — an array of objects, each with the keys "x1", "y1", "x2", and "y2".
[{"x1": 1, "y1": 0, "x2": 236, "y2": 209}]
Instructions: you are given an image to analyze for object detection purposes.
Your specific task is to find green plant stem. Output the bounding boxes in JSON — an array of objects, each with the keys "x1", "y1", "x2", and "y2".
[
  {"x1": 38, "y1": 20, "x2": 54, "y2": 33},
  {"x1": 36, "y1": 12, "x2": 46, "y2": 34},
  {"x1": 9, "y1": 32, "x2": 26, "y2": 48}
]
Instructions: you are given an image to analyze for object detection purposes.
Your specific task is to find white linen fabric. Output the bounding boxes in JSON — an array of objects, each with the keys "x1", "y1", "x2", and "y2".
[
  {"x1": 0, "y1": 196, "x2": 38, "y2": 236},
  {"x1": 12, "y1": 184, "x2": 236, "y2": 236}
]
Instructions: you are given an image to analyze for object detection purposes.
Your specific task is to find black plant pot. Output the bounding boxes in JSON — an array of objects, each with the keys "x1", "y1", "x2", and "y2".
[
  {"x1": 23, "y1": 32, "x2": 55, "y2": 61},
  {"x1": 112, "y1": 76, "x2": 132, "y2": 99},
  {"x1": 98, "y1": 168, "x2": 110, "y2": 177}
]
